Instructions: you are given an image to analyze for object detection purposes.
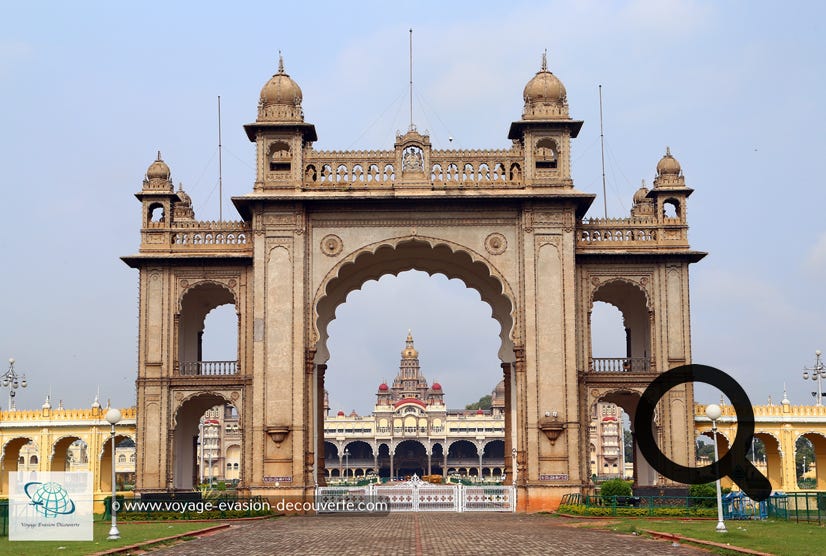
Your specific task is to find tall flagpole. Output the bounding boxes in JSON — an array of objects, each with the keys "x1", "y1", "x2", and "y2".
[
  {"x1": 218, "y1": 95, "x2": 223, "y2": 222},
  {"x1": 598, "y1": 85, "x2": 607, "y2": 219},
  {"x1": 409, "y1": 28, "x2": 413, "y2": 130}
]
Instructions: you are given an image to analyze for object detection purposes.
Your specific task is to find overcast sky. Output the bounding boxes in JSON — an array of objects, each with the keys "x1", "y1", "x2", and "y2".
[{"x1": 1, "y1": 1, "x2": 825, "y2": 416}]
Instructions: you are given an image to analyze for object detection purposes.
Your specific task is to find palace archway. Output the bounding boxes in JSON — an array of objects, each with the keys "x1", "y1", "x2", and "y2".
[{"x1": 124, "y1": 54, "x2": 703, "y2": 510}]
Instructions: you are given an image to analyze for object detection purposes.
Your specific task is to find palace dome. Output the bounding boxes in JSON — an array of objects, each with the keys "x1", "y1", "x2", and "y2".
[
  {"x1": 378, "y1": 382, "x2": 389, "y2": 391},
  {"x1": 523, "y1": 67, "x2": 566, "y2": 106},
  {"x1": 337, "y1": 410, "x2": 345, "y2": 416},
  {"x1": 633, "y1": 183, "x2": 650, "y2": 205},
  {"x1": 656, "y1": 147, "x2": 681, "y2": 176},
  {"x1": 146, "y1": 152, "x2": 170, "y2": 180},
  {"x1": 260, "y1": 56, "x2": 303, "y2": 108},
  {"x1": 432, "y1": 382, "x2": 442, "y2": 390}
]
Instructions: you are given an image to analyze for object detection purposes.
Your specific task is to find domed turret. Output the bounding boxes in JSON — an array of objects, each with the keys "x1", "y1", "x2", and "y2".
[
  {"x1": 633, "y1": 181, "x2": 650, "y2": 205},
  {"x1": 656, "y1": 146, "x2": 681, "y2": 177},
  {"x1": 143, "y1": 151, "x2": 173, "y2": 192},
  {"x1": 378, "y1": 382, "x2": 389, "y2": 392},
  {"x1": 173, "y1": 183, "x2": 195, "y2": 221},
  {"x1": 146, "y1": 151, "x2": 171, "y2": 180},
  {"x1": 257, "y1": 54, "x2": 304, "y2": 123},
  {"x1": 522, "y1": 51, "x2": 569, "y2": 120}
]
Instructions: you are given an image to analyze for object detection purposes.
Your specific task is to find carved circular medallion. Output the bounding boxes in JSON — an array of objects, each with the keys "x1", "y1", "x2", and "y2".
[
  {"x1": 230, "y1": 391, "x2": 240, "y2": 402},
  {"x1": 320, "y1": 234, "x2": 343, "y2": 257},
  {"x1": 180, "y1": 279, "x2": 189, "y2": 288},
  {"x1": 228, "y1": 279, "x2": 237, "y2": 288},
  {"x1": 590, "y1": 276, "x2": 600, "y2": 286},
  {"x1": 175, "y1": 392, "x2": 183, "y2": 401},
  {"x1": 485, "y1": 233, "x2": 508, "y2": 255}
]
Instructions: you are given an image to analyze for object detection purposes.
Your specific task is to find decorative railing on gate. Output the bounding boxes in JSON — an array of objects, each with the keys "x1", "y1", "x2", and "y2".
[{"x1": 316, "y1": 475, "x2": 514, "y2": 512}]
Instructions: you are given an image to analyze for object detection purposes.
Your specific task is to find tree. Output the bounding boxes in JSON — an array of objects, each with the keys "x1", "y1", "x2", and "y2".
[
  {"x1": 796, "y1": 436, "x2": 815, "y2": 480},
  {"x1": 466, "y1": 394, "x2": 492, "y2": 410},
  {"x1": 599, "y1": 478, "x2": 632, "y2": 502},
  {"x1": 623, "y1": 425, "x2": 633, "y2": 463}
]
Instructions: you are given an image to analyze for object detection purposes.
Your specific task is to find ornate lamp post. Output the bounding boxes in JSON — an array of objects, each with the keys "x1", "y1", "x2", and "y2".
[
  {"x1": 343, "y1": 448, "x2": 350, "y2": 483},
  {"x1": 2, "y1": 358, "x2": 27, "y2": 408},
  {"x1": 105, "y1": 407, "x2": 122, "y2": 540},
  {"x1": 705, "y1": 403, "x2": 727, "y2": 533},
  {"x1": 802, "y1": 350, "x2": 825, "y2": 406}
]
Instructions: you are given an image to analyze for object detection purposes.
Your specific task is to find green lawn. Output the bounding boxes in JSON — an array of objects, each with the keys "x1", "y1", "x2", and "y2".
[
  {"x1": 578, "y1": 517, "x2": 826, "y2": 556},
  {"x1": 0, "y1": 521, "x2": 221, "y2": 556}
]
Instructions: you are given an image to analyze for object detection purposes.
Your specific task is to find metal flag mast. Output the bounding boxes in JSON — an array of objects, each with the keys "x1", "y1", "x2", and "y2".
[
  {"x1": 599, "y1": 85, "x2": 607, "y2": 219},
  {"x1": 409, "y1": 28, "x2": 414, "y2": 130},
  {"x1": 218, "y1": 95, "x2": 223, "y2": 222}
]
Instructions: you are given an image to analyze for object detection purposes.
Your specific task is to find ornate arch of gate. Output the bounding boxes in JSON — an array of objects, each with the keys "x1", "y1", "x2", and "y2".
[{"x1": 123, "y1": 55, "x2": 705, "y2": 511}]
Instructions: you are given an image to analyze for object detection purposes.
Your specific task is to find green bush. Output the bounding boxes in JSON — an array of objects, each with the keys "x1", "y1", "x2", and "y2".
[{"x1": 600, "y1": 478, "x2": 632, "y2": 502}]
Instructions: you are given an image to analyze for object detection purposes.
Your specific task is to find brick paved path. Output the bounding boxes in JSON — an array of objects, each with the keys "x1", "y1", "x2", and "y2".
[{"x1": 154, "y1": 514, "x2": 705, "y2": 555}]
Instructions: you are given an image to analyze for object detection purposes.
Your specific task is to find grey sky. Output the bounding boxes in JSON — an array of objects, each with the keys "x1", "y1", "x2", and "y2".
[{"x1": 1, "y1": 1, "x2": 825, "y2": 414}]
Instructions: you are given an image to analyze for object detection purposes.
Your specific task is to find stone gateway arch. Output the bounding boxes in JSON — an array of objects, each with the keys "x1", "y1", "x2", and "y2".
[{"x1": 122, "y1": 54, "x2": 704, "y2": 511}]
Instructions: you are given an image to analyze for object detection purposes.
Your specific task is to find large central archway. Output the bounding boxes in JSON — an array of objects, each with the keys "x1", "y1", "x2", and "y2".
[{"x1": 311, "y1": 237, "x2": 518, "y2": 485}]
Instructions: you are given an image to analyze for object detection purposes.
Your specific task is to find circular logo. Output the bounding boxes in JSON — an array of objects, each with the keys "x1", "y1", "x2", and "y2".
[{"x1": 25, "y1": 481, "x2": 76, "y2": 517}]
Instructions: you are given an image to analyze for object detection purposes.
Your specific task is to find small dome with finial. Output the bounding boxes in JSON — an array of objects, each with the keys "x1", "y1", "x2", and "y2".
[
  {"x1": 656, "y1": 147, "x2": 681, "y2": 176},
  {"x1": 633, "y1": 180, "x2": 650, "y2": 205},
  {"x1": 258, "y1": 53, "x2": 304, "y2": 122},
  {"x1": 522, "y1": 51, "x2": 568, "y2": 120},
  {"x1": 146, "y1": 151, "x2": 171, "y2": 180}
]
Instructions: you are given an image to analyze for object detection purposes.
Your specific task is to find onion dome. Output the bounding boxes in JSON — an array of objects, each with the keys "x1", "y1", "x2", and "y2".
[
  {"x1": 633, "y1": 180, "x2": 650, "y2": 204},
  {"x1": 378, "y1": 382, "x2": 389, "y2": 392},
  {"x1": 522, "y1": 51, "x2": 569, "y2": 120},
  {"x1": 476, "y1": 408, "x2": 484, "y2": 415},
  {"x1": 146, "y1": 151, "x2": 171, "y2": 180},
  {"x1": 656, "y1": 147, "x2": 681, "y2": 176},
  {"x1": 432, "y1": 382, "x2": 442, "y2": 391},
  {"x1": 257, "y1": 53, "x2": 304, "y2": 122},
  {"x1": 337, "y1": 410, "x2": 345, "y2": 417}
]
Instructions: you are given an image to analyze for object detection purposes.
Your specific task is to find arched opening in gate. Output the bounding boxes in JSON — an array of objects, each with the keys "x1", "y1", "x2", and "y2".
[
  {"x1": 593, "y1": 391, "x2": 657, "y2": 487},
  {"x1": 483, "y1": 440, "x2": 505, "y2": 480},
  {"x1": 697, "y1": 430, "x2": 732, "y2": 489},
  {"x1": 448, "y1": 440, "x2": 480, "y2": 478},
  {"x1": 313, "y1": 238, "x2": 516, "y2": 486},
  {"x1": 797, "y1": 433, "x2": 826, "y2": 490},
  {"x1": 171, "y1": 394, "x2": 241, "y2": 490},
  {"x1": 590, "y1": 280, "x2": 650, "y2": 372},
  {"x1": 343, "y1": 440, "x2": 374, "y2": 479},
  {"x1": 177, "y1": 282, "x2": 239, "y2": 376},
  {"x1": 754, "y1": 433, "x2": 783, "y2": 490},
  {"x1": 100, "y1": 435, "x2": 135, "y2": 492},
  {"x1": 0, "y1": 438, "x2": 37, "y2": 494},
  {"x1": 394, "y1": 440, "x2": 427, "y2": 479},
  {"x1": 51, "y1": 437, "x2": 89, "y2": 472}
]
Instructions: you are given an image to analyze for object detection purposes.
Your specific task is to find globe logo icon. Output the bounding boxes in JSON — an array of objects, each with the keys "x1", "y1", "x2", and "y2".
[{"x1": 24, "y1": 481, "x2": 76, "y2": 517}]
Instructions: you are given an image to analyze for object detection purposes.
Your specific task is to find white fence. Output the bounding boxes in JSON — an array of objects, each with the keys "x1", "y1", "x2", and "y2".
[{"x1": 316, "y1": 475, "x2": 515, "y2": 512}]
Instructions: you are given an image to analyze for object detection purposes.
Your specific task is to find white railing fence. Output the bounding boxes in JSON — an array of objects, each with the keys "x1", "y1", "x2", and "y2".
[{"x1": 316, "y1": 474, "x2": 514, "y2": 512}]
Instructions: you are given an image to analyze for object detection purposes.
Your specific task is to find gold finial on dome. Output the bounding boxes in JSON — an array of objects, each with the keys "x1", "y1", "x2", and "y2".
[
  {"x1": 541, "y1": 49, "x2": 548, "y2": 72},
  {"x1": 401, "y1": 330, "x2": 418, "y2": 359},
  {"x1": 277, "y1": 50, "x2": 284, "y2": 74}
]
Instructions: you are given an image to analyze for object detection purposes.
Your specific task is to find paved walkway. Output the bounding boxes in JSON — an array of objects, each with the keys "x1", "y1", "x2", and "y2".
[{"x1": 154, "y1": 514, "x2": 705, "y2": 555}]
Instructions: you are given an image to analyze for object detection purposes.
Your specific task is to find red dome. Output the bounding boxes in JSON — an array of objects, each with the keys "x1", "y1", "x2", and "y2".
[
  {"x1": 476, "y1": 408, "x2": 484, "y2": 415},
  {"x1": 337, "y1": 410, "x2": 345, "y2": 416},
  {"x1": 432, "y1": 382, "x2": 442, "y2": 390},
  {"x1": 378, "y1": 382, "x2": 389, "y2": 391}
]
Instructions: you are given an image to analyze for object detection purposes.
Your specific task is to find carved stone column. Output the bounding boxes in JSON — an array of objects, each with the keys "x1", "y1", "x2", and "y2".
[
  {"x1": 304, "y1": 349, "x2": 316, "y2": 487},
  {"x1": 502, "y1": 362, "x2": 513, "y2": 481},
  {"x1": 316, "y1": 363, "x2": 327, "y2": 486},
  {"x1": 514, "y1": 346, "x2": 528, "y2": 487}
]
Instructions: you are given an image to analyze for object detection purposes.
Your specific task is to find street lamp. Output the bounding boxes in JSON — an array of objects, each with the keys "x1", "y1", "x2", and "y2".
[
  {"x1": 802, "y1": 350, "x2": 825, "y2": 406},
  {"x1": 2, "y1": 358, "x2": 28, "y2": 408},
  {"x1": 343, "y1": 448, "x2": 350, "y2": 482},
  {"x1": 705, "y1": 403, "x2": 727, "y2": 533},
  {"x1": 105, "y1": 407, "x2": 122, "y2": 540}
]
